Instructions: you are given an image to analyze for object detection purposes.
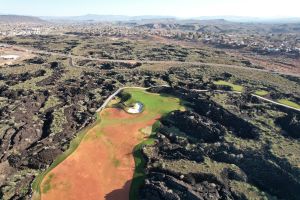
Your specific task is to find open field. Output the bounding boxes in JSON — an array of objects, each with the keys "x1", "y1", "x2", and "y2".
[{"x1": 34, "y1": 88, "x2": 184, "y2": 200}]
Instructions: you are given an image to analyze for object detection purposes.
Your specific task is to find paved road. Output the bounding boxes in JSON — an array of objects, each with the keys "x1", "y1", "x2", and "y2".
[
  {"x1": 192, "y1": 89, "x2": 300, "y2": 112},
  {"x1": 252, "y1": 94, "x2": 300, "y2": 112},
  {"x1": 96, "y1": 87, "x2": 134, "y2": 112},
  {"x1": 26, "y1": 46, "x2": 300, "y2": 112}
]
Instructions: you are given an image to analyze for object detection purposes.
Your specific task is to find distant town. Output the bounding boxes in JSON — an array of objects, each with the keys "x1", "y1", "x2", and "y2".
[{"x1": 1, "y1": 17, "x2": 299, "y2": 59}]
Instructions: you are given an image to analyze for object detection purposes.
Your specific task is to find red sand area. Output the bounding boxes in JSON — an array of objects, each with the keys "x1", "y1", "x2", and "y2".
[{"x1": 40, "y1": 108, "x2": 159, "y2": 200}]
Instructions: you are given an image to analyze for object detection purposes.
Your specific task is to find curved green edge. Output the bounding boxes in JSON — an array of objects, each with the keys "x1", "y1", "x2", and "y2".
[
  {"x1": 129, "y1": 121, "x2": 161, "y2": 200},
  {"x1": 127, "y1": 89, "x2": 187, "y2": 200}
]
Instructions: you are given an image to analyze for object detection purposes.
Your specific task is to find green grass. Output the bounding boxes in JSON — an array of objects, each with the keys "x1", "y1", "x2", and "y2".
[
  {"x1": 123, "y1": 88, "x2": 185, "y2": 115},
  {"x1": 42, "y1": 174, "x2": 55, "y2": 194},
  {"x1": 214, "y1": 80, "x2": 244, "y2": 92},
  {"x1": 255, "y1": 90, "x2": 269, "y2": 96},
  {"x1": 130, "y1": 138, "x2": 155, "y2": 200},
  {"x1": 278, "y1": 99, "x2": 300, "y2": 109},
  {"x1": 130, "y1": 121, "x2": 160, "y2": 200},
  {"x1": 100, "y1": 89, "x2": 185, "y2": 127}
]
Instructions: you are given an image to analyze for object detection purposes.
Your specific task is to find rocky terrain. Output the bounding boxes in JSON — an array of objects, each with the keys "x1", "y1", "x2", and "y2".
[
  {"x1": 0, "y1": 24, "x2": 300, "y2": 199},
  {"x1": 140, "y1": 87, "x2": 300, "y2": 200}
]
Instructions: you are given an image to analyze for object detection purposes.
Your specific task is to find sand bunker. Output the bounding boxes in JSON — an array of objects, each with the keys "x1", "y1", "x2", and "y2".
[{"x1": 127, "y1": 102, "x2": 143, "y2": 114}]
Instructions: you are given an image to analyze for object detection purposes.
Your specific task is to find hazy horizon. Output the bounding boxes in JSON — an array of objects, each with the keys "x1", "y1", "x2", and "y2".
[{"x1": 0, "y1": 0, "x2": 299, "y2": 18}]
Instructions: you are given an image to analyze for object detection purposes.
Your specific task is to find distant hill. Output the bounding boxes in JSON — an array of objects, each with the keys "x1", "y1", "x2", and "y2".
[
  {"x1": 193, "y1": 16, "x2": 300, "y2": 23},
  {"x1": 41, "y1": 14, "x2": 176, "y2": 22},
  {"x1": 40, "y1": 14, "x2": 300, "y2": 24},
  {"x1": 0, "y1": 15, "x2": 45, "y2": 23}
]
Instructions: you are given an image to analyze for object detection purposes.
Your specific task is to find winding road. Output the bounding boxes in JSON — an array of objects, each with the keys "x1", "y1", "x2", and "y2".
[
  {"x1": 29, "y1": 48, "x2": 300, "y2": 78},
  {"x1": 193, "y1": 89, "x2": 300, "y2": 112},
  {"x1": 19, "y1": 45, "x2": 300, "y2": 112}
]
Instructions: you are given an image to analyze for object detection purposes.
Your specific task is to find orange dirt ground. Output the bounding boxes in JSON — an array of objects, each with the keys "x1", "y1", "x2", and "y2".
[{"x1": 40, "y1": 108, "x2": 159, "y2": 200}]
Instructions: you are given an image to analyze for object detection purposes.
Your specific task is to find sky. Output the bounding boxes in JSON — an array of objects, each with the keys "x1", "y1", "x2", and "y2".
[{"x1": 0, "y1": 0, "x2": 299, "y2": 18}]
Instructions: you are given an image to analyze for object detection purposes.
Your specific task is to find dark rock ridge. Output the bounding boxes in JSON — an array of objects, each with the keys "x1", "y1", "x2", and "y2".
[
  {"x1": 275, "y1": 113, "x2": 300, "y2": 138},
  {"x1": 161, "y1": 110, "x2": 226, "y2": 143},
  {"x1": 140, "y1": 172, "x2": 233, "y2": 200},
  {"x1": 138, "y1": 87, "x2": 300, "y2": 200}
]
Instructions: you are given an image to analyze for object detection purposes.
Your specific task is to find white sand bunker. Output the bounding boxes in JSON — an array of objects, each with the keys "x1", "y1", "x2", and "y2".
[
  {"x1": 127, "y1": 102, "x2": 143, "y2": 114},
  {"x1": 0, "y1": 55, "x2": 20, "y2": 60}
]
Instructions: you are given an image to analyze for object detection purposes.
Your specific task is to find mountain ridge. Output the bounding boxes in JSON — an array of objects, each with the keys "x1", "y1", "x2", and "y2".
[
  {"x1": 1, "y1": 14, "x2": 300, "y2": 24},
  {"x1": 0, "y1": 15, "x2": 46, "y2": 23}
]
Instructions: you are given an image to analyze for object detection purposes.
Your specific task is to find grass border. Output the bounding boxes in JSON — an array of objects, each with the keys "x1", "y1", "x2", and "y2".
[
  {"x1": 255, "y1": 90, "x2": 269, "y2": 96},
  {"x1": 129, "y1": 121, "x2": 161, "y2": 200},
  {"x1": 278, "y1": 99, "x2": 300, "y2": 109}
]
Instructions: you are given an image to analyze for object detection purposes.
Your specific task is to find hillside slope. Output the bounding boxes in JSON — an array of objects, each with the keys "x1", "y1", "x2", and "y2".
[{"x1": 0, "y1": 15, "x2": 45, "y2": 23}]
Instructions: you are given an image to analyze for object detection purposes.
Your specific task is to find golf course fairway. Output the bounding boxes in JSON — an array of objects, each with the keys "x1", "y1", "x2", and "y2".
[{"x1": 34, "y1": 88, "x2": 184, "y2": 200}]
